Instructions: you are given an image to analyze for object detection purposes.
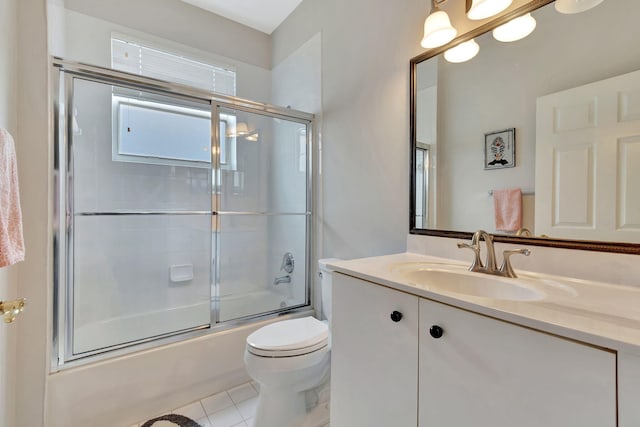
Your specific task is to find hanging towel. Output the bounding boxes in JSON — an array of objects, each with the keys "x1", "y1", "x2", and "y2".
[
  {"x1": 0, "y1": 128, "x2": 25, "y2": 267},
  {"x1": 493, "y1": 188, "x2": 522, "y2": 232}
]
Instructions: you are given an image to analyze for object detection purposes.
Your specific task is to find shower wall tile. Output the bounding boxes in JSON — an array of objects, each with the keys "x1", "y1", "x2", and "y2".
[{"x1": 218, "y1": 215, "x2": 268, "y2": 298}]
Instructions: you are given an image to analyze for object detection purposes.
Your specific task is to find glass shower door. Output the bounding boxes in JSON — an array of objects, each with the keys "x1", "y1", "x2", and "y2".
[
  {"x1": 69, "y1": 77, "x2": 212, "y2": 356},
  {"x1": 215, "y1": 107, "x2": 310, "y2": 322}
]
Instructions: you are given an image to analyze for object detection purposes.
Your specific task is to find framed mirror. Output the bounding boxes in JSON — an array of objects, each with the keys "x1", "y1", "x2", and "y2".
[{"x1": 410, "y1": 0, "x2": 640, "y2": 254}]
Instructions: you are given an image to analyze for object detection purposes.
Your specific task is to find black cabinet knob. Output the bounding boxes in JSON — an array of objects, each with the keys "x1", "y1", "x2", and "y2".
[
  {"x1": 390, "y1": 311, "x2": 403, "y2": 322},
  {"x1": 429, "y1": 325, "x2": 444, "y2": 338}
]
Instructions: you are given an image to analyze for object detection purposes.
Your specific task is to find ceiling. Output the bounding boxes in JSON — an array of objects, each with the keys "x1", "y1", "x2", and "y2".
[{"x1": 180, "y1": 0, "x2": 304, "y2": 34}]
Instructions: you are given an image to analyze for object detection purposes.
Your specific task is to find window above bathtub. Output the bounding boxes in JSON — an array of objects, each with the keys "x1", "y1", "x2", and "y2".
[{"x1": 108, "y1": 36, "x2": 238, "y2": 168}]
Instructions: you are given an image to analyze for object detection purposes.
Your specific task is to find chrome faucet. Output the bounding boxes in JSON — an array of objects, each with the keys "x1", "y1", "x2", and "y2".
[
  {"x1": 500, "y1": 249, "x2": 531, "y2": 278},
  {"x1": 274, "y1": 274, "x2": 291, "y2": 285},
  {"x1": 515, "y1": 227, "x2": 532, "y2": 237},
  {"x1": 457, "y1": 230, "x2": 487, "y2": 273},
  {"x1": 458, "y1": 230, "x2": 530, "y2": 278}
]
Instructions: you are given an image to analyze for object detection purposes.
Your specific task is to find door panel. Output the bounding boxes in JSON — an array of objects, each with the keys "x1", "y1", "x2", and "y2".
[
  {"x1": 331, "y1": 274, "x2": 419, "y2": 427},
  {"x1": 536, "y1": 68, "x2": 640, "y2": 241},
  {"x1": 215, "y1": 107, "x2": 310, "y2": 322},
  {"x1": 419, "y1": 298, "x2": 616, "y2": 427}
]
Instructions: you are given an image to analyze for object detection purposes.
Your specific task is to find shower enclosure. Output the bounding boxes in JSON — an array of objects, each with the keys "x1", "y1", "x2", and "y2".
[{"x1": 52, "y1": 59, "x2": 314, "y2": 366}]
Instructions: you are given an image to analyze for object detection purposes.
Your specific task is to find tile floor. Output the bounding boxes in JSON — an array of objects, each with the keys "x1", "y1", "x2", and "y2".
[{"x1": 128, "y1": 381, "x2": 330, "y2": 427}]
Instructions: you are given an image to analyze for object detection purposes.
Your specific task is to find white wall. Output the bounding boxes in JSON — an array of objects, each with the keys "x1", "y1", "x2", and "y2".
[
  {"x1": 271, "y1": 33, "x2": 322, "y2": 113},
  {"x1": 0, "y1": 1, "x2": 20, "y2": 425},
  {"x1": 432, "y1": 0, "x2": 640, "y2": 234},
  {"x1": 272, "y1": 0, "x2": 428, "y2": 260},
  {"x1": 47, "y1": 0, "x2": 65, "y2": 57}
]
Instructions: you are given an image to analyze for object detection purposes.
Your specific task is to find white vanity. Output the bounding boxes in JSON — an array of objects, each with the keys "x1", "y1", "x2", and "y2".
[{"x1": 328, "y1": 253, "x2": 640, "y2": 427}]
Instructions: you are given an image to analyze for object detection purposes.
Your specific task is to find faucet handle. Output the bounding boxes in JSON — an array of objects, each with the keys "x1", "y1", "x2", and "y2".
[
  {"x1": 280, "y1": 252, "x2": 295, "y2": 273},
  {"x1": 500, "y1": 248, "x2": 530, "y2": 278},
  {"x1": 457, "y1": 241, "x2": 484, "y2": 272}
]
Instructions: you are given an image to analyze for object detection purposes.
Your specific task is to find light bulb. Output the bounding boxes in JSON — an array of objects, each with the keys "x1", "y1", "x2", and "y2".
[
  {"x1": 492, "y1": 13, "x2": 537, "y2": 42},
  {"x1": 444, "y1": 39, "x2": 480, "y2": 63},
  {"x1": 421, "y1": 9, "x2": 457, "y2": 48},
  {"x1": 467, "y1": 0, "x2": 513, "y2": 20},
  {"x1": 555, "y1": 0, "x2": 604, "y2": 14}
]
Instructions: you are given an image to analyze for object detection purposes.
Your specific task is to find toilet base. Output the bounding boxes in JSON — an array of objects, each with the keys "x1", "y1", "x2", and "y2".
[
  {"x1": 254, "y1": 386, "x2": 308, "y2": 427},
  {"x1": 246, "y1": 349, "x2": 330, "y2": 427}
]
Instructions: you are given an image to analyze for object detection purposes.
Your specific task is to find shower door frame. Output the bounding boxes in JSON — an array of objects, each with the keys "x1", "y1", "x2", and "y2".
[{"x1": 52, "y1": 58, "x2": 315, "y2": 370}]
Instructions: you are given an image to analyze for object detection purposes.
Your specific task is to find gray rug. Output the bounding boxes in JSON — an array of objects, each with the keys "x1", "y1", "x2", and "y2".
[{"x1": 141, "y1": 414, "x2": 202, "y2": 427}]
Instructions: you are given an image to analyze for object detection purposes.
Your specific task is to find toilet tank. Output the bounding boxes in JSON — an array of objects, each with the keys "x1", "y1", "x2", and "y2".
[{"x1": 318, "y1": 258, "x2": 341, "y2": 325}]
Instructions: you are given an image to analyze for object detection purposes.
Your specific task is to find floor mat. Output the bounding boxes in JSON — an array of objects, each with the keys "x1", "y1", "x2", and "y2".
[{"x1": 141, "y1": 414, "x2": 202, "y2": 427}]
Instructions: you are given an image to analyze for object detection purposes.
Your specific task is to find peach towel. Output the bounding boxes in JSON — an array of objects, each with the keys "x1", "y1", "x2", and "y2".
[
  {"x1": 0, "y1": 128, "x2": 25, "y2": 267},
  {"x1": 493, "y1": 188, "x2": 522, "y2": 232}
]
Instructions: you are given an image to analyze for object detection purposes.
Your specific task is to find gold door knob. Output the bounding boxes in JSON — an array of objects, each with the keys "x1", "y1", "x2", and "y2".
[{"x1": 0, "y1": 298, "x2": 26, "y2": 323}]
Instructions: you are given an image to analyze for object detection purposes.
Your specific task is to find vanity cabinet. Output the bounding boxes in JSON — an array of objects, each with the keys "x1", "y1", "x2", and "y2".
[
  {"x1": 331, "y1": 273, "x2": 419, "y2": 426},
  {"x1": 419, "y1": 298, "x2": 616, "y2": 427},
  {"x1": 331, "y1": 273, "x2": 617, "y2": 427}
]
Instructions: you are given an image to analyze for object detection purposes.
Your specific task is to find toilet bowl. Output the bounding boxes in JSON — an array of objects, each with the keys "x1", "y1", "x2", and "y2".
[{"x1": 243, "y1": 259, "x2": 339, "y2": 427}]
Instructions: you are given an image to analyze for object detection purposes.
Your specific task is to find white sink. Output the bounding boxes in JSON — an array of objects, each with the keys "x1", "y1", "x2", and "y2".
[
  {"x1": 389, "y1": 262, "x2": 577, "y2": 302},
  {"x1": 401, "y1": 268, "x2": 544, "y2": 301}
]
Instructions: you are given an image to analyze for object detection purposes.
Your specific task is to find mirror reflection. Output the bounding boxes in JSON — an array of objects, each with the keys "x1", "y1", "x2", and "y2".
[{"x1": 412, "y1": 0, "x2": 640, "y2": 244}]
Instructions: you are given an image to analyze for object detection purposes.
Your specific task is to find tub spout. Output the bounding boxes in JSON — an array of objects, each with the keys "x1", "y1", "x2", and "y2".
[{"x1": 274, "y1": 274, "x2": 291, "y2": 285}]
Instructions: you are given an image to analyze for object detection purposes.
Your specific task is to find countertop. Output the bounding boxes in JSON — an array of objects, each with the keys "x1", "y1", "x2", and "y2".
[{"x1": 329, "y1": 252, "x2": 640, "y2": 356}]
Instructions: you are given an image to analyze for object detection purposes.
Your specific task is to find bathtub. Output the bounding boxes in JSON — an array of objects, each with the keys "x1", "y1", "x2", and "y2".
[
  {"x1": 47, "y1": 306, "x2": 314, "y2": 427},
  {"x1": 72, "y1": 287, "x2": 302, "y2": 356},
  {"x1": 73, "y1": 301, "x2": 210, "y2": 355},
  {"x1": 218, "y1": 288, "x2": 301, "y2": 322}
]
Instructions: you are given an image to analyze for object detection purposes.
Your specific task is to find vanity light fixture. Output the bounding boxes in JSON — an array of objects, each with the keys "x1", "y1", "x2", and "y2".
[
  {"x1": 466, "y1": 0, "x2": 513, "y2": 20},
  {"x1": 421, "y1": 0, "x2": 458, "y2": 49},
  {"x1": 555, "y1": 0, "x2": 604, "y2": 14},
  {"x1": 444, "y1": 39, "x2": 480, "y2": 63},
  {"x1": 492, "y1": 13, "x2": 537, "y2": 42}
]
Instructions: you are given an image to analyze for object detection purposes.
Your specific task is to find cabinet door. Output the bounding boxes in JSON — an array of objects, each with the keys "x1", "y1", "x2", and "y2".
[
  {"x1": 419, "y1": 299, "x2": 616, "y2": 427},
  {"x1": 331, "y1": 273, "x2": 419, "y2": 427}
]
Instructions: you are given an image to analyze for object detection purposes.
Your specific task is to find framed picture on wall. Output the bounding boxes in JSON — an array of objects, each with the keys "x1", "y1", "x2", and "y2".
[{"x1": 484, "y1": 128, "x2": 515, "y2": 170}]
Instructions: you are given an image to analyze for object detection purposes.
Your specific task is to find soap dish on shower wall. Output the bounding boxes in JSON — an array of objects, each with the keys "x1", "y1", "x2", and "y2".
[{"x1": 170, "y1": 264, "x2": 194, "y2": 283}]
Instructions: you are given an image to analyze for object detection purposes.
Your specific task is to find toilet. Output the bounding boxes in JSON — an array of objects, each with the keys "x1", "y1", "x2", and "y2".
[{"x1": 244, "y1": 259, "x2": 339, "y2": 427}]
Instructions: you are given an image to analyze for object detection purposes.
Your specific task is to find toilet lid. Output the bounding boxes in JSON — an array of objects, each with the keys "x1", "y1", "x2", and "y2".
[{"x1": 247, "y1": 317, "x2": 328, "y2": 357}]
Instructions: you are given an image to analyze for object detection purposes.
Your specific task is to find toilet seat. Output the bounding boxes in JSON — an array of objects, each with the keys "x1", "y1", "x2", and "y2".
[{"x1": 247, "y1": 316, "x2": 329, "y2": 357}]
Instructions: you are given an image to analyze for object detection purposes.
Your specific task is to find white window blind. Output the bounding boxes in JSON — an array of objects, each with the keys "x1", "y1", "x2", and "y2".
[{"x1": 111, "y1": 38, "x2": 236, "y2": 96}]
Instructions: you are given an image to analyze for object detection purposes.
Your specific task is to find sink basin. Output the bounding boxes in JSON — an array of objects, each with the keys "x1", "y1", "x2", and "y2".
[
  {"x1": 402, "y1": 269, "x2": 544, "y2": 301},
  {"x1": 388, "y1": 261, "x2": 578, "y2": 301}
]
